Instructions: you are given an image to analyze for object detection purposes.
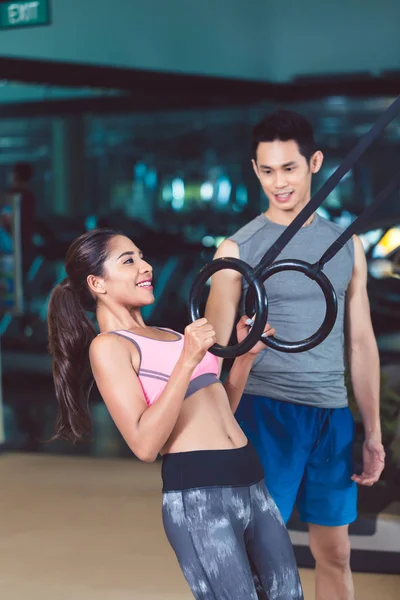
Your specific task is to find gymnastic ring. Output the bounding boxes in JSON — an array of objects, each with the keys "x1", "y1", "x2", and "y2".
[
  {"x1": 245, "y1": 259, "x2": 338, "y2": 353},
  {"x1": 188, "y1": 257, "x2": 268, "y2": 358}
]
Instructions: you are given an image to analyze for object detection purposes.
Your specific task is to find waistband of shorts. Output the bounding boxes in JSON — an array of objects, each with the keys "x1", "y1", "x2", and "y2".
[{"x1": 161, "y1": 441, "x2": 264, "y2": 492}]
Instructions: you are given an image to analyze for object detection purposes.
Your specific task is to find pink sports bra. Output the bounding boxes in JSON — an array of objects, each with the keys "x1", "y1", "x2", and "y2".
[{"x1": 108, "y1": 328, "x2": 220, "y2": 406}]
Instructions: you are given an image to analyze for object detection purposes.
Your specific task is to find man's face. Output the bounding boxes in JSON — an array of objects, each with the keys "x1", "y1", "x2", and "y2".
[{"x1": 252, "y1": 139, "x2": 323, "y2": 214}]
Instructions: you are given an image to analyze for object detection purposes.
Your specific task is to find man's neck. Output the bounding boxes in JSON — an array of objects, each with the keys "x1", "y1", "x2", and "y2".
[{"x1": 264, "y1": 202, "x2": 315, "y2": 227}]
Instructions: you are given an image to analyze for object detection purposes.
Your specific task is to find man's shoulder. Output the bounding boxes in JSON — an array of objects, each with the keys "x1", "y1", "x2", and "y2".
[
  {"x1": 229, "y1": 214, "x2": 268, "y2": 246},
  {"x1": 315, "y1": 214, "x2": 355, "y2": 254},
  {"x1": 316, "y1": 213, "x2": 347, "y2": 235},
  {"x1": 9, "y1": 186, "x2": 36, "y2": 203}
]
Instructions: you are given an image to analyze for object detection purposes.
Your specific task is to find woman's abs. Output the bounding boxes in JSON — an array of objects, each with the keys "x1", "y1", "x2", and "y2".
[{"x1": 161, "y1": 383, "x2": 247, "y2": 455}]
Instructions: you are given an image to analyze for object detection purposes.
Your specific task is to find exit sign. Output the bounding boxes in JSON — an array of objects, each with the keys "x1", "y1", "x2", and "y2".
[{"x1": 0, "y1": 0, "x2": 50, "y2": 29}]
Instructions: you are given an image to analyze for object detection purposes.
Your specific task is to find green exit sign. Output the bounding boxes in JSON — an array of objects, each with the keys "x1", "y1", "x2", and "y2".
[{"x1": 0, "y1": 0, "x2": 50, "y2": 30}]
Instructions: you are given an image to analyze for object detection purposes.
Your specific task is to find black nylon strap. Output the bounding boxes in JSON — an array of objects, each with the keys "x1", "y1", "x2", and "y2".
[
  {"x1": 317, "y1": 170, "x2": 400, "y2": 268},
  {"x1": 255, "y1": 96, "x2": 400, "y2": 277}
]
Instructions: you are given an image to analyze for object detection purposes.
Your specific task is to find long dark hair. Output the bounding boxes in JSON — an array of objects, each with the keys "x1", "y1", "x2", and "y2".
[{"x1": 47, "y1": 228, "x2": 119, "y2": 442}]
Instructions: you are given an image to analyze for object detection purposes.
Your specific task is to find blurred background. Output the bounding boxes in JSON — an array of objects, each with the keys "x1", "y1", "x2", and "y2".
[{"x1": 0, "y1": 0, "x2": 399, "y2": 596}]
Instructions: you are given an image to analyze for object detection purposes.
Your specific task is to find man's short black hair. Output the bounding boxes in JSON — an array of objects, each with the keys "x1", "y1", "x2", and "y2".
[
  {"x1": 13, "y1": 162, "x2": 33, "y2": 183},
  {"x1": 252, "y1": 110, "x2": 316, "y2": 162}
]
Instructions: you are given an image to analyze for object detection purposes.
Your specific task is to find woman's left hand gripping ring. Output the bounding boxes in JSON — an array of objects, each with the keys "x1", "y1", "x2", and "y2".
[{"x1": 188, "y1": 257, "x2": 268, "y2": 358}]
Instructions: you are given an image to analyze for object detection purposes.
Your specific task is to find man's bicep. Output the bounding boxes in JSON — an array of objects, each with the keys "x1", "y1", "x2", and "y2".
[
  {"x1": 205, "y1": 239, "x2": 242, "y2": 344},
  {"x1": 346, "y1": 236, "x2": 373, "y2": 343},
  {"x1": 206, "y1": 269, "x2": 242, "y2": 345}
]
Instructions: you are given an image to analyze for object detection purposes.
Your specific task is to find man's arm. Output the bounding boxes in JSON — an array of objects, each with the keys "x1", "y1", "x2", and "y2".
[
  {"x1": 346, "y1": 235, "x2": 385, "y2": 485},
  {"x1": 0, "y1": 193, "x2": 11, "y2": 231},
  {"x1": 223, "y1": 317, "x2": 275, "y2": 413},
  {"x1": 205, "y1": 239, "x2": 242, "y2": 374}
]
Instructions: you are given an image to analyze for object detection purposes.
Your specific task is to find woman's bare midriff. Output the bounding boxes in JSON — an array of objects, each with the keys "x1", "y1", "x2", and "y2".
[{"x1": 160, "y1": 382, "x2": 247, "y2": 455}]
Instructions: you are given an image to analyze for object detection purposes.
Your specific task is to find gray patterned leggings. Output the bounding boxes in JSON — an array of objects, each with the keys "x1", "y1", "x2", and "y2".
[{"x1": 162, "y1": 481, "x2": 303, "y2": 599}]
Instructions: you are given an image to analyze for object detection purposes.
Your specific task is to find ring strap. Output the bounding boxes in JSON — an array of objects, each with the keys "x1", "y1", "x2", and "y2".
[{"x1": 316, "y1": 170, "x2": 400, "y2": 268}]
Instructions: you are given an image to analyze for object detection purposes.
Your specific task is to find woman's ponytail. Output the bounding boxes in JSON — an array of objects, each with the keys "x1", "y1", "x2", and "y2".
[{"x1": 48, "y1": 278, "x2": 96, "y2": 441}]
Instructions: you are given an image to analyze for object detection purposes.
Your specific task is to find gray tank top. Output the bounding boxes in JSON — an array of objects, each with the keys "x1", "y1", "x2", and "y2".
[{"x1": 229, "y1": 213, "x2": 354, "y2": 408}]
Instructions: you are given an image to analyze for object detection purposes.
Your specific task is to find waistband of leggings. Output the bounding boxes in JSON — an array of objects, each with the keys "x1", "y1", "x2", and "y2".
[{"x1": 161, "y1": 441, "x2": 264, "y2": 492}]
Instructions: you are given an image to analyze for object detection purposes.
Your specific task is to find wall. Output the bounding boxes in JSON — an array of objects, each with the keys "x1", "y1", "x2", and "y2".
[
  {"x1": 265, "y1": 0, "x2": 400, "y2": 82},
  {"x1": 0, "y1": 0, "x2": 398, "y2": 82},
  {"x1": 0, "y1": 0, "x2": 268, "y2": 80}
]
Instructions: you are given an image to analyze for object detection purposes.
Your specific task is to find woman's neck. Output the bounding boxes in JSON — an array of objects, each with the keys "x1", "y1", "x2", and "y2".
[{"x1": 96, "y1": 303, "x2": 145, "y2": 333}]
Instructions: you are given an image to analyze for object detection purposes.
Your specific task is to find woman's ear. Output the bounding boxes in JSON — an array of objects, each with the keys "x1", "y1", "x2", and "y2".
[{"x1": 87, "y1": 274, "x2": 106, "y2": 296}]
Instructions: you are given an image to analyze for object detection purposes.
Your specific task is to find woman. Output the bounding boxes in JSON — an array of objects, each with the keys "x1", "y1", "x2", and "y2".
[{"x1": 48, "y1": 229, "x2": 303, "y2": 600}]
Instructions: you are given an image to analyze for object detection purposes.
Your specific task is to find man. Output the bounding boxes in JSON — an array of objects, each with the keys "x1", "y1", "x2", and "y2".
[
  {"x1": 205, "y1": 110, "x2": 385, "y2": 600},
  {"x1": 6, "y1": 162, "x2": 37, "y2": 275}
]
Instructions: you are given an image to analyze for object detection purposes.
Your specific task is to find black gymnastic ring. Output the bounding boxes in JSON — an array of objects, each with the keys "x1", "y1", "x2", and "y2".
[
  {"x1": 188, "y1": 257, "x2": 268, "y2": 358},
  {"x1": 245, "y1": 259, "x2": 338, "y2": 353}
]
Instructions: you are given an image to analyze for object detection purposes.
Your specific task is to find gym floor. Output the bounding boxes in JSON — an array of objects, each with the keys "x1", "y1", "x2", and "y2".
[{"x1": 0, "y1": 453, "x2": 398, "y2": 600}]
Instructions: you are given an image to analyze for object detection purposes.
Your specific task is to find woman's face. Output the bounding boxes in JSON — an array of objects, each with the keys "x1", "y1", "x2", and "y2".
[{"x1": 100, "y1": 235, "x2": 154, "y2": 307}]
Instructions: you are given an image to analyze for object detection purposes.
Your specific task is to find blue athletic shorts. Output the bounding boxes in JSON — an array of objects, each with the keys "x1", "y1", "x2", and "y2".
[{"x1": 236, "y1": 394, "x2": 358, "y2": 527}]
